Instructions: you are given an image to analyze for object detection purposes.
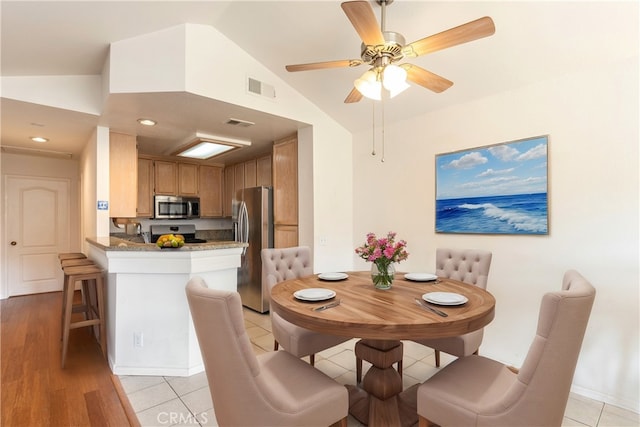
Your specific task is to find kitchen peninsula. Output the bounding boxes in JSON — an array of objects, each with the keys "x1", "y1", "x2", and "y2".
[{"x1": 86, "y1": 236, "x2": 247, "y2": 376}]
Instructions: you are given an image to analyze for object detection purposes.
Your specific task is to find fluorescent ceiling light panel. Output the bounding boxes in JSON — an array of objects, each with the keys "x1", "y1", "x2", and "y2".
[
  {"x1": 172, "y1": 133, "x2": 251, "y2": 160},
  {"x1": 177, "y1": 142, "x2": 235, "y2": 159}
]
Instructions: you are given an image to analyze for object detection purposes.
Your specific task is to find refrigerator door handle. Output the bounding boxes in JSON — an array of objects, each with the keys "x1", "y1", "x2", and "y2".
[{"x1": 240, "y1": 201, "x2": 249, "y2": 255}]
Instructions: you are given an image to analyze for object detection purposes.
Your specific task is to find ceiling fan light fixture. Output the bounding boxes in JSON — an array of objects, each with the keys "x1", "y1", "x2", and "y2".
[
  {"x1": 382, "y1": 64, "x2": 409, "y2": 98},
  {"x1": 355, "y1": 69, "x2": 382, "y2": 100}
]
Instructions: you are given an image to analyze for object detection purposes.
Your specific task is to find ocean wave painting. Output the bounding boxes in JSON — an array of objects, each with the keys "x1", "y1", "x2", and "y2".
[{"x1": 436, "y1": 136, "x2": 548, "y2": 235}]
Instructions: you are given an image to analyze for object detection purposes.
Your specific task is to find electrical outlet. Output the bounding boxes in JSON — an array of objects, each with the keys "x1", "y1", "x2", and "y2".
[
  {"x1": 319, "y1": 237, "x2": 328, "y2": 246},
  {"x1": 134, "y1": 332, "x2": 144, "y2": 348}
]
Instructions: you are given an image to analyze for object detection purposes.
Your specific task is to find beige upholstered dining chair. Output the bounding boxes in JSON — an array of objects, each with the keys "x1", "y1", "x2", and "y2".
[
  {"x1": 414, "y1": 248, "x2": 493, "y2": 367},
  {"x1": 185, "y1": 277, "x2": 348, "y2": 427},
  {"x1": 417, "y1": 270, "x2": 596, "y2": 427},
  {"x1": 261, "y1": 246, "x2": 350, "y2": 365}
]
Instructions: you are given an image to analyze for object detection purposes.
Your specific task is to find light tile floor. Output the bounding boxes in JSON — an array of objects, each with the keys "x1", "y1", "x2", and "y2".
[{"x1": 119, "y1": 308, "x2": 639, "y2": 427}]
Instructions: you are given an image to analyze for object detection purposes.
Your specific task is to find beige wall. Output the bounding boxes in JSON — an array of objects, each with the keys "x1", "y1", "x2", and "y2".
[
  {"x1": 352, "y1": 56, "x2": 639, "y2": 411},
  {"x1": 79, "y1": 126, "x2": 111, "y2": 253}
]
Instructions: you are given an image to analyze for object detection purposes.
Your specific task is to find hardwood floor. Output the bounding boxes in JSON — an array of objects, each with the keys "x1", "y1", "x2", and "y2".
[{"x1": 1, "y1": 291, "x2": 138, "y2": 426}]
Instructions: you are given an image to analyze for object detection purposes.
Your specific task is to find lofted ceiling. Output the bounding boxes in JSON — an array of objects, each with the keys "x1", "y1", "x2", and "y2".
[{"x1": 1, "y1": 1, "x2": 636, "y2": 165}]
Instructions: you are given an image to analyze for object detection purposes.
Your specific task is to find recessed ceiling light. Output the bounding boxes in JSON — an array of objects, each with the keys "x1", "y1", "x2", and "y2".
[
  {"x1": 30, "y1": 136, "x2": 48, "y2": 143},
  {"x1": 137, "y1": 118, "x2": 157, "y2": 126}
]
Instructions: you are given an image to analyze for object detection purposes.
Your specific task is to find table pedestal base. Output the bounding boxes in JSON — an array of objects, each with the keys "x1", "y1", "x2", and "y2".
[{"x1": 346, "y1": 339, "x2": 419, "y2": 427}]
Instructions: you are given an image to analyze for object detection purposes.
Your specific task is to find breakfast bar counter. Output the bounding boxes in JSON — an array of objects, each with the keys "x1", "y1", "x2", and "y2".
[{"x1": 86, "y1": 237, "x2": 247, "y2": 376}]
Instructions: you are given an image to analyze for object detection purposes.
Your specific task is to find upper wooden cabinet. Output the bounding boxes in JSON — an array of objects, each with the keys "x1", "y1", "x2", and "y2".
[
  {"x1": 223, "y1": 166, "x2": 234, "y2": 217},
  {"x1": 256, "y1": 154, "x2": 272, "y2": 187},
  {"x1": 153, "y1": 160, "x2": 199, "y2": 196},
  {"x1": 178, "y1": 163, "x2": 199, "y2": 196},
  {"x1": 154, "y1": 160, "x2": 178, "y2": 195},
  {"x1": 137, "y1": 157, "x2": 154, "y2": 218},
  {"x1": 244, "y1": 159, "x2": 257, "y2": 188},
  {"x1": 233, "y1": 162, "x2": 245, "y2": 195},
  {"x1": 273, "y1": 135, "x2": 298, "y2": 228},
  {"x1": 199, "y1": 165, "x2": 223, "y2": 217},
  {"x1": 109, "y1": 132, "x2": 138, "y2": 218}
]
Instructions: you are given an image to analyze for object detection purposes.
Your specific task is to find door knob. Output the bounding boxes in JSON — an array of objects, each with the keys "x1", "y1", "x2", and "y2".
[{"x1": 10, "y1": 241, "x2": 17, "y2": 246}]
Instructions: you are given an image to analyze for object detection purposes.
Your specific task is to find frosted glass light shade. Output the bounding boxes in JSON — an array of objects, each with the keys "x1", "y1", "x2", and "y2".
[
  {"x1": 354, "y1": 70, "x2": 382, "y2": 100},
  {"x1": 383, "y1": 65, "x2": 410, "y2": 98}
]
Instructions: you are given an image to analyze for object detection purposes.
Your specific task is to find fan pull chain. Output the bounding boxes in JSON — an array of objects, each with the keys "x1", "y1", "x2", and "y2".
[
  {"x1": 381, "y1": 97, "x2": 385, "y2": 163},
  {"x1": 371, "y1": 101, "x2": 376, "y2": 156}
]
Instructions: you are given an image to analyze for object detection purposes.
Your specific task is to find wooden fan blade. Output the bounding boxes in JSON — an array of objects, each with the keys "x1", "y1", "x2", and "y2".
[
  {"x1": 344, "y1": 87, "x2": 363, "y2": 103},
  {"x1": 341, "y1": 1, "x2": 385, "y2": 46},
  {"x1": 401, "y1": 64, "x2": 453, "y2": 93},
  {"x1": 286, "y1": 59, "x2": 362, "y2": 72},
  {"x1": 403, "y1": 16, "x2": 495, "y2": 57}
]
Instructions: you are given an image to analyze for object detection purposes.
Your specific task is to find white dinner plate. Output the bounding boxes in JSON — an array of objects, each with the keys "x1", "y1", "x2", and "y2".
[
  {"x1": 422, "y1": 292, "x2": 468, "y2": 306},
  {"x1": 318, "y1": 272, "x2": 349, "y2": 281},
  {"x1": 404, "y1": 273, "x2": 438, "y2": 282},
  {"x1": 294, "y1": 288, "x2": 337, "y2": 301}
]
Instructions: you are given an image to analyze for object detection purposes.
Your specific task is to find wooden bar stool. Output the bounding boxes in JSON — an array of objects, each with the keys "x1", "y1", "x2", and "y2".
[
  {"x1": 61, "y1": 264, "x2": 106, "y2": 368},
  {"x1": 60, "y1": 258, "x2": 95, "y2": 268},
  {"x1": 58, "y1": 252, "x2": 87, "y2": 261},
  {"x1": 59, "y1": 258, "x2": 95, "y2": 332}
]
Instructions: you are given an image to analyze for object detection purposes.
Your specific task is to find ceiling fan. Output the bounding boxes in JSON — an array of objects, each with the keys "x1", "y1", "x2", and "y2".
[{"x1": 285, "y1": 0, "x2": 495, "y2": 103}]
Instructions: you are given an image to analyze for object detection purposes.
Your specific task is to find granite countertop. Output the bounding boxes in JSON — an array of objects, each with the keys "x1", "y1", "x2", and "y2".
[{"x1": 87, "y1": 236, "x2": 247, "y2": 251}]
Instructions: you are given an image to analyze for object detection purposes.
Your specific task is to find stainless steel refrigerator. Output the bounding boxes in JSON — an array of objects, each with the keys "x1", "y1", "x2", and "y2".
[{"x1": 233, "y1": 186, "x2": 274, "y2": 313}]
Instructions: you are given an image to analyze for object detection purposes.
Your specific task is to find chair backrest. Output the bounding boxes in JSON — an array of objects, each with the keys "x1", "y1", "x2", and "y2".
[
  {"x1": 436, "y1": 248, "x2": 492, "y2": 289},
  {"x1": 185, "y1": 277, "x2": 264, "y2": 425},
  {"x1": 261, "y1": 246, "x2": 313, "y2": 292},
  {"x1": 494, "y1": 270, "x2": 596, "y2": 426}
]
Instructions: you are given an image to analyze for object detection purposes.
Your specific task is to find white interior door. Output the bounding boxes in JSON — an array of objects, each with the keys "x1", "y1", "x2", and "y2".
[{"x1": 6, "y1": 176, "x2": 70, "y2": 296}]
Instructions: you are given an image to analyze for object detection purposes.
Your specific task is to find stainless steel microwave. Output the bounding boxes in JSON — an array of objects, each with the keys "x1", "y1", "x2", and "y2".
[{"x1": 154, "y1": 195, "x2": 200, "y2": 219}]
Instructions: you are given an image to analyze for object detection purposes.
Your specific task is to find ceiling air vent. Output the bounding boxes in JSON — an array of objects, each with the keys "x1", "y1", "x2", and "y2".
[
  {"x1": 247, "y1": 77, "x2": 275, "y2": 98},
  {"x1": 226, "y1": 118, "x2": 255, "y2": 128}
]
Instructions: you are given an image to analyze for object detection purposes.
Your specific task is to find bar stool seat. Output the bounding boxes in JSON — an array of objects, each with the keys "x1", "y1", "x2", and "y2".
[
  {"x1": 61, "y1": 264, "x2": 106, "y2": 368},
  {"x1": 60, "y1": 258, "x2": 95, "y2": 268},
  {"x1": 58, "y1": 252, "x2": 87, "y2": 261}
]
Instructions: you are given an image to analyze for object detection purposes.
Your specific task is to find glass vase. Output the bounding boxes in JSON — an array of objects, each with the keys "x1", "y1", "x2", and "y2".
[{"x1": 371, "y1": 262, "x2": 395, "y2": 290}]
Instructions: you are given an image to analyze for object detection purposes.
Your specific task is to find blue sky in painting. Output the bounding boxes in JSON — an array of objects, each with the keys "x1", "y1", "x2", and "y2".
[{"x1": 436, "y1": 136, "x2": 548, "y2": 200}]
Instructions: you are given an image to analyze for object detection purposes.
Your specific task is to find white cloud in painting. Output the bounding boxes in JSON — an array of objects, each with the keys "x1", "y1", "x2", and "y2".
[
  {"x1": 477, "y1": 167, "x2": 515, "y2": 177},
  {"x1": 442, "y1": 152, "x2": 487, "y2": 170},
  {"x1": 488, "y1": 145, "x2": 520, "y2": 161},
  {"x1": 517, "y1": 144, "x2": 547, "y2": 161}
]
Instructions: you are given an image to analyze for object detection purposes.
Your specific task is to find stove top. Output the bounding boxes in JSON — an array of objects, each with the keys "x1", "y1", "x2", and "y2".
[
  {"x1": 183, "y1": 237, "x2": 207, "y2": 244},
  {"x1": 150, "y1": 224, "x2": 207, "y2": 244}
]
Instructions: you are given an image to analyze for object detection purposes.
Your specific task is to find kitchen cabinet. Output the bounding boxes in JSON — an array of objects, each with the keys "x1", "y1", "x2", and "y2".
[
  {"x1": 233, "y1": 162, "x2": 245, "y2": 195},
  {"x1": 154, "y1": 160, "x2": 178, "y2": 195},
  {"x1": 109, "y1": 132, "x2": 138, "y2": 218},
  {"x1": 199, "y1": 165, "x2": 223, "y2": 217},
  {"x1": 222, "y1": 154, "x2": 272, "y2": 217},
  {"x1": 154, "y1": 160, "x2": 199, "y2": 196},
  {"x1": 256, "y1": 154, "x2": 272, "y2": 187},
  {"x1": 274, "y1": 225, "x2": 299, "y2": 248},
  {"x1": 137, "y1": 157, "x2": 154, "y2": 217},
  {"x1": 272, "y1": 134, "x2": 298, "y2": 248},
  {"x1": 223, "y1": 166, "x2": 234, "y2": 217},
  {"x1": 244, "y1": 159, "x2": 257, "y2": 188},
  {"x1": 178, "y1": 162, "x2": 199, "y2": 196}
]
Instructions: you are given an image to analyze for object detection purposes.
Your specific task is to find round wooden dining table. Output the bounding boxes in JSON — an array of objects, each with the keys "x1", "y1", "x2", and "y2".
[{"x1": 270, "y1": 271, "x2": 496, "y2": 427}]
